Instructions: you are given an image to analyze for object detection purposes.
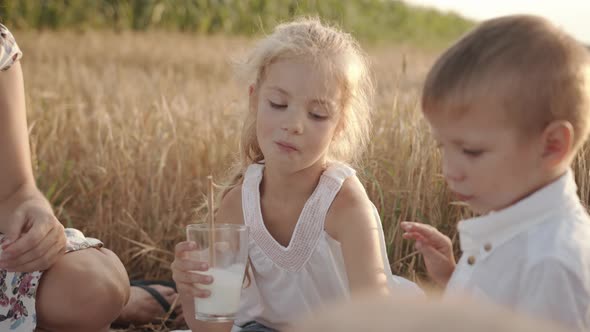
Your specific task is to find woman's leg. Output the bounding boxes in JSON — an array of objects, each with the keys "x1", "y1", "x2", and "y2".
[{"x1": 35, "y1": 247, "x2": 130, "y2": 332}]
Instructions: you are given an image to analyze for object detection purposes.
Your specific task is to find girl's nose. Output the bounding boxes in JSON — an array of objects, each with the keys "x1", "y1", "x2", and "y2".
[{"x1": 281, "y1": 109, "x2": 304, "y2": 134}]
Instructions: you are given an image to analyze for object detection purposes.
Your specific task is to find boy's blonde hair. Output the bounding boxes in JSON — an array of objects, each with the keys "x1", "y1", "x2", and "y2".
[
  {"x1": 236, "y1": 17, "x2": 373, "y2": 170},
  {"x1": 422, "y1": 15, "x2": 590, "y2": 150}
]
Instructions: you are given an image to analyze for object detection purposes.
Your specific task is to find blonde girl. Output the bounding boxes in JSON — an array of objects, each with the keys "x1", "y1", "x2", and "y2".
[{"x1": 172, "y1": 17, "x2": 419, "y2": 332}]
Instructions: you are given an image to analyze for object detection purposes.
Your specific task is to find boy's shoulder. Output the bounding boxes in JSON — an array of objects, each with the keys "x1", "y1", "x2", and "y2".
[{"x1": 524, "y1": 207, "x2": 590, "y2": 276}]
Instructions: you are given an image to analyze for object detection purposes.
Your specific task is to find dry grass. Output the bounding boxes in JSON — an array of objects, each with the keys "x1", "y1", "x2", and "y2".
[{"x1": 13, "y1": 30, "x2": 590, "y2": 331}]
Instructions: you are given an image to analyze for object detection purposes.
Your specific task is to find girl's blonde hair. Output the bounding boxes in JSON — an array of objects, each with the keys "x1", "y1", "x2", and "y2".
[{"x1": 222, "y1": 17, "x2": 374, "y2": 199}]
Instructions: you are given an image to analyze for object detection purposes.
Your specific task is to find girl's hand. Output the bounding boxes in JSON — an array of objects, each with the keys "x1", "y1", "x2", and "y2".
[
  {"x1": 401, "y1": 222, "x2": 456, "y2": 286},
  {"x1": 0, "y1": 198, "x2": 66, "y2": 272},
  {"x1": 171, "y1": 241, "x2": 213, "y2": 299}
]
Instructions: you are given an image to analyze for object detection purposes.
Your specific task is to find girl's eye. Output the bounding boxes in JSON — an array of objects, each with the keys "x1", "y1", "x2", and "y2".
[
  {"x1": 309, "y1": 112, "x2": 329, "y2": 120},
  {"x1": 269, "y1": 101, "x2": 287, "y2": 109},
  {"x1": 463, "y1": 149, "x2": 483, "y2": 157}
]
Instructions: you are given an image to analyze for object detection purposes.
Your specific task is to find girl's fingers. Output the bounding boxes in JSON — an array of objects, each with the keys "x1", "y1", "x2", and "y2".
[
  {"x1": 177, "y1": 283, "x2": 211, "y2": 298},
  {"x1": 192, "y1": 287, "x2": 211, "y2": 298},
  {"x1": 171, "y1": 258, "x2": 208, "y2": 272},
  {"x1": 172, "y1": 270, "x2": 213, "y2": 285},
  {"x1": 174, "y1": 241, "x2": 196, "y2": 256}
]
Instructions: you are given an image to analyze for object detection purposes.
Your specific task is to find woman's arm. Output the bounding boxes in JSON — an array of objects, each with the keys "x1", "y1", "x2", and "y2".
[
  {"x1": 0, "y1": 60, "x2": 66, "y2": 272},
  {"x1": 0, "y1": 61, "x2": 46, "y2": 228}
]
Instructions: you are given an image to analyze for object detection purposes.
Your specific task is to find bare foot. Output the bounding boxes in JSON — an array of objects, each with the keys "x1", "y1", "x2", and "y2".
[{"x1": 115, "y1": 285, "x2": 183, "y2": 326}]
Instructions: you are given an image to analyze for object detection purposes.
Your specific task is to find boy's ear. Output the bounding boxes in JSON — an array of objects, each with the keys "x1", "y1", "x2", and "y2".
[{"x1": 541, "y1": 120, "x2": 574, "y2": 168}]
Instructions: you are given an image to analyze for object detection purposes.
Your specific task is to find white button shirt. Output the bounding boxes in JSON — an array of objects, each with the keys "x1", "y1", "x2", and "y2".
[{"x1": 445, "y1": 170, "x2": 590, "y2": 331}]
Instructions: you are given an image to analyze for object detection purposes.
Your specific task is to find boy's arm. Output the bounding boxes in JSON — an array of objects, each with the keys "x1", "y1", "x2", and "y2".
[
  {"x1": 401, "y1": 222, "x2": 456, "y2": 286},
  {"x1": 517, "y1": 258, "x2": 589, "y2": 331}
]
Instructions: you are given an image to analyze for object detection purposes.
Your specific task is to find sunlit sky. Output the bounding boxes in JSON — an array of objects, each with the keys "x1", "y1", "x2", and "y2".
[{"x1": 406, "y1": 0, "x2": 590, "y2": 44}]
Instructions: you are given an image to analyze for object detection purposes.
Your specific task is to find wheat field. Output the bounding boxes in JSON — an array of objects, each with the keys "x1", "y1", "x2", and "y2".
[{"x1": 14, "y1": 30, "x2": 590, "y2": 331}]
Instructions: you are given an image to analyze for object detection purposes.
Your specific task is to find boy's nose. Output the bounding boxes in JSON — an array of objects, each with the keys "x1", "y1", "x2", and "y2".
[{"x1": 442, "y1": 156, "x2": 465, "y2": 183}]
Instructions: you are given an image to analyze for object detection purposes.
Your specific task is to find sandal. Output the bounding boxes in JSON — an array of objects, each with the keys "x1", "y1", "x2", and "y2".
[{"x1": 130, "y1": 279, "x2": 177, "y2": 321}]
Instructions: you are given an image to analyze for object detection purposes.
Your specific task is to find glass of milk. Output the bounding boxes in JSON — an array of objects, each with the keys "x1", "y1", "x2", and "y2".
[{"x1": 186, "y1": 223, "x2": 249, "y2": 322}]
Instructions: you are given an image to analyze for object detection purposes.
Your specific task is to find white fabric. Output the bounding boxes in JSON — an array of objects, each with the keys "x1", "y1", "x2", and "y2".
[
  {"x1": 233, "y1": 162, "x2": 420, "y2": 331},
  {"x1": 445, "y1": 170, "x2": 590, "y2": 331}
]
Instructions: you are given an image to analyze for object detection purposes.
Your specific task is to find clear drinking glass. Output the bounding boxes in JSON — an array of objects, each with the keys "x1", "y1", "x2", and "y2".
[{"x1": 186, "y1": 224, "x2": 249, "y2": 322}]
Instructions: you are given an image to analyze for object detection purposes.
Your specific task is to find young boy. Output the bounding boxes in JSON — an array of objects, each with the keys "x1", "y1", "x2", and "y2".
[{"x1": 401, "y1": 15, "x2": 590, "y2": 331}]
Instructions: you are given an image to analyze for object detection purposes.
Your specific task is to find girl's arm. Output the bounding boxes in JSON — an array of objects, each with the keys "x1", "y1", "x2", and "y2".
[
  {"x1": 326, "y1": 177, "x2": 391, "y2": 297},
  {"x1": 175, "y1": 185, "x2": 244, "y2": 332}
]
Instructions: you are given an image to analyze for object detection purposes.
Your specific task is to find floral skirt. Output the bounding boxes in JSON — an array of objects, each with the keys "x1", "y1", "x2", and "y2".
[{"x1": 0, "y1": 228, "x2": 103, "y2": 331}]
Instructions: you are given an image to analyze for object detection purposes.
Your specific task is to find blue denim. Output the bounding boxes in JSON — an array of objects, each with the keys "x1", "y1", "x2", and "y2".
[{"x1": 239, "y1": 321, "x2": 279, "y2": 332}]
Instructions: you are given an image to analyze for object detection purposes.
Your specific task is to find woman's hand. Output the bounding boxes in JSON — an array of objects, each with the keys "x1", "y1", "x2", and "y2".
[{"x1": 0, "y1": 197, "x2": 66, "y2": 272}]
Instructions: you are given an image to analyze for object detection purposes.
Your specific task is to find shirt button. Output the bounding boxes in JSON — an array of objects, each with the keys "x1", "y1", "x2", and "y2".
[
  {"x1": 467, "y1": 256, "x2": 476, "y2": 265},
  {"x1": 484, "y1": 243, "x2": 492, "y2": 252}
]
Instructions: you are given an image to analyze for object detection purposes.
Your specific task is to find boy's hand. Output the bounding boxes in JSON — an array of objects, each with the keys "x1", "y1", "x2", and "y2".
[
  {"x1": 171, "y1": 241, "x2": 213, "y2": 299},
  {"x1": 0, "y1": 199, "x2": 66, "y2": 272},
  {"x1": 401, "y1": 221, "x2": 456, "y2": 286}
]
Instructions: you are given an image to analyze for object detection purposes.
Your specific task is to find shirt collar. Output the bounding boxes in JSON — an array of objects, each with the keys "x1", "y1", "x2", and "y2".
[{"x1": 457, "y1": 169, "x2": 580, "y2": 254}]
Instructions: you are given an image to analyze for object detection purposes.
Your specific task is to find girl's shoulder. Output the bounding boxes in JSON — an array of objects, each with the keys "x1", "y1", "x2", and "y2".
[
  {"x1": 324, "y1": 175, "x2": 376, "y2": 240},
  {"x1": 216, "y1": 184, "x2": 244, "y2": 225},
  {"x1": 0, "y1": 24, "x2": 22, "y2": 71},
  {"x1": 331, "y1": 175, "x2": 370, "y2": 210},
  {"x1": 323, "y1": 161, "x2": 373, "y2": 220},
  {"x1": 222, "y1": 183, "x2": 243, "y2": 202}
]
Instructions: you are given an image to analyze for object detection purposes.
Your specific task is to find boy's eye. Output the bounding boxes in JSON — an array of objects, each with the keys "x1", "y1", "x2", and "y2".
[
  {"x1": 269, "y1": 101, "x2": 287, "y2": 109},
  {"x1": 463, "y1": 149, "x2": 483, "y2": 157}
]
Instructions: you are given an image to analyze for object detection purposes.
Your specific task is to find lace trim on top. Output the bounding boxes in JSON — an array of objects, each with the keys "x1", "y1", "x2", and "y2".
[{"x1": 242, "y1": 162, "x2": 354, "y2": 272}]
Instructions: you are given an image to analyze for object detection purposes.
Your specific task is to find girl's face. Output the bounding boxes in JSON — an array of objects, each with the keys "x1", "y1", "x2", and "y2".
[{"x1": 253, "y1": 57, "x2": 344, "y2": 175}]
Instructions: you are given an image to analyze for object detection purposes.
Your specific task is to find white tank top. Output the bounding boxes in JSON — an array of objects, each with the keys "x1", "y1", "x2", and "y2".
[{"x1": 233, "y1": 162, "x2": 421, "y2": 331}]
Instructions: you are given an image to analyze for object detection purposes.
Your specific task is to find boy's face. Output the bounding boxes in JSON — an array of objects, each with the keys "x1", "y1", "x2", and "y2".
[{"x1": 426, "y1": 107, "x2": 546, "y2": 214}]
